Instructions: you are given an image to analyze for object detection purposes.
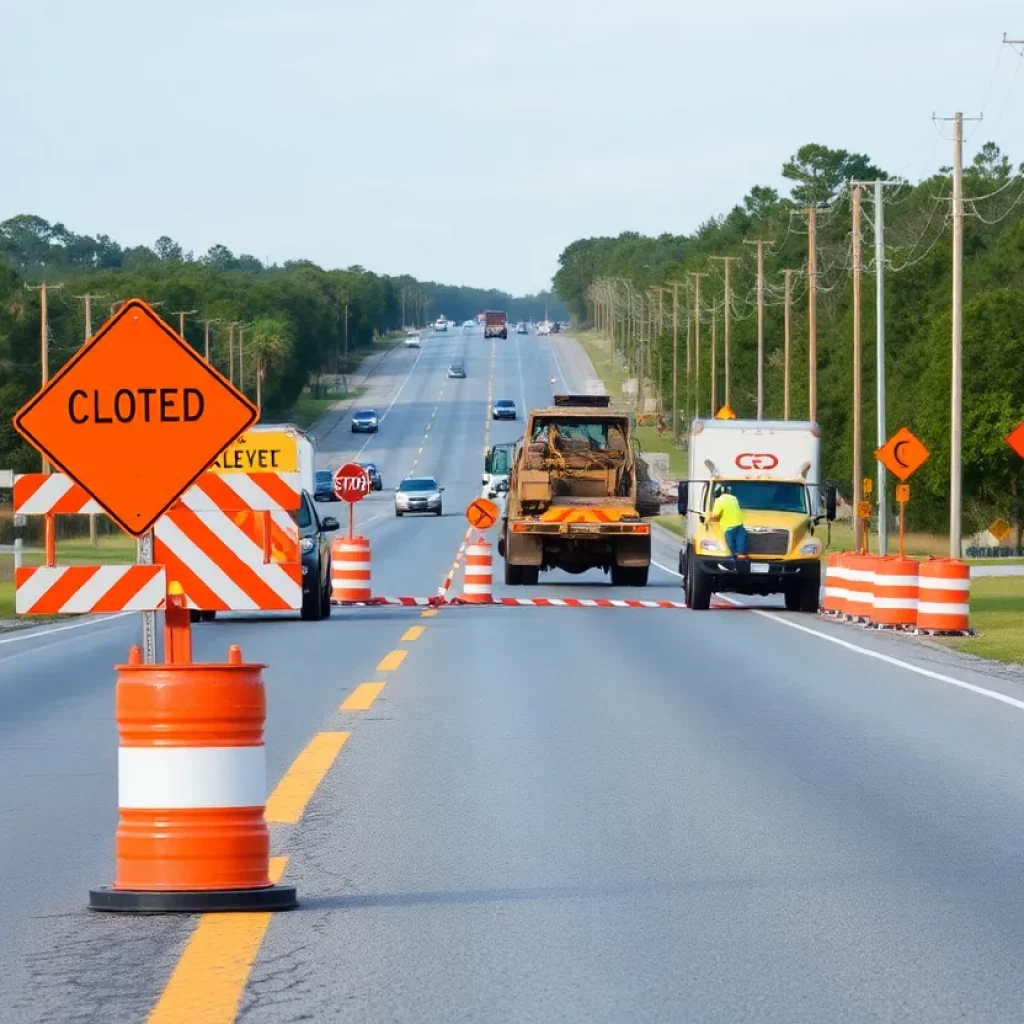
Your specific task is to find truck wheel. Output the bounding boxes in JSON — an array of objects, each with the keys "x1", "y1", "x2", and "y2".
[
  {"x1": 610, "y1": 564, "x2": 628, "y2": 586},
  {"x1": 521, "y1": 566, "x2": 539, "y2": 586},
  {"x1": 784, "y1": 589, "x2": 802, "y2": 611},
  {"x1": 627, "y1": 565, "x2": 649, "y2": 587},
  {"x1": 799, "y1": 568, "x2": 822, "y2": 613},
  {"x1": 687, "y1": 557, "x2": 711, "y2": 610},
  {"x1": 504, "y1": 560, "x2": 523, "y2": 586}
]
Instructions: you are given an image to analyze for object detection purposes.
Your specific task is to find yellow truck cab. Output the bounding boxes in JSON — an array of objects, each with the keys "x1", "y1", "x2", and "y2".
[{"x1": 677, "y1": 418, "x2": 836, "y2": 611}]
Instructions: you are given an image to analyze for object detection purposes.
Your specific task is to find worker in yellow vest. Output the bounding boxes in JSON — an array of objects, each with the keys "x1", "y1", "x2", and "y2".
[{"x1": 710, "y1": 484, "x2": 747, "y2": 559}]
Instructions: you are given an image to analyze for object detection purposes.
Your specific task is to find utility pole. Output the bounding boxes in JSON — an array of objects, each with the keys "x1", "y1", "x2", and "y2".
[
  {"x1": 710, "y1": 257, "x2": 739, "y2": 410},
  {"x1": 689, "y1": 272, "x2": 708, "y2": 423},
  {"x1": 950, "y1": 111, "x2": 965, "y2": 559},
  {"x1": 744, "y1": 240, "x2": 769, "y2": 418},
  {"x1": 850, "y1": 178, "x2": 902, "y2": 554},
  {"x1": 75, "y1": 292, "x2": 106, "y2": 342},
  {"x1": 852, "y1": 185, "x2": 864, "y2": 553},
  {"x1": 806, "y1": 208, "x2": 818, "y2": 422},
  {"x1": 782, "y1": 270, "x2": 794, "y2": 420},
  {"x1": 710, "y1": 303, "x2": 718, "y2": 415},
  {"x1": 227, "y1": 323, "x2": 238, "y2": 385},
  {"x1": 671, "y1": 282, "x2": 679, "y2": 440},
  {"x1": 25, "y1": 282, "x2": 64, "y2": 472},
  {"x1": 200, "y1": 318, "x2": 219, "y2": 362},
  {"x1": 172, "y1": 308, "x2": 197, "y2": 340}
]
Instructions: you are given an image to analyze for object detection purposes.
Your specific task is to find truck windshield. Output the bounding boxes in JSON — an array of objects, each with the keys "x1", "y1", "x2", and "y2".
[
  {"x1": 491, "y1": 448, "x2": 511, "y2": 474},
  {"x1": 726, "y1": 480, "x2": 808, "y2": 513}
]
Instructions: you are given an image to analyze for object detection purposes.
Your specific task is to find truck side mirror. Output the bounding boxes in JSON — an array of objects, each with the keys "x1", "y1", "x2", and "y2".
[
  {"x1": 484, "y1": 448, "x2": 492, "y2": 473},
  {"x1": 825, "y1": 485, "x2": 837, "y2": 522},
  {"x1": 676, "y1": 481, "x2": 688, "y2": 515}
]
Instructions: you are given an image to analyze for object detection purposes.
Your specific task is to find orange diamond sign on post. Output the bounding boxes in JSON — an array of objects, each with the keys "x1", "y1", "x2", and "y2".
[
  {"x1": 12, "y1": 299, "x2": 258, "y2": 537},
  {"x1": 1006, "y1": 421, "x2": 1024, "y2": 461},
  {"x1": 875, "y1": 426, "x2": 930, "y2": 482}
]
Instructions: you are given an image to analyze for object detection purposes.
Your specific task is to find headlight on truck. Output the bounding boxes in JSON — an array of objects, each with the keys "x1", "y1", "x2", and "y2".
[
  {"x1": 300, "y1": 536, "x2": 315, "y2": 554},
  {"x1": 699, "y1": 538, "x2": 724, "y2": 553},
  {"x1": 800, "y1": 540, "x2": 822, "y2": 556}
]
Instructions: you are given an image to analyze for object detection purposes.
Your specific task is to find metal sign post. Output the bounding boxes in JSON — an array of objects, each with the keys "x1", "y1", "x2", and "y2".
[{"x1": 138, "y1": 530, "x2": 157, "y2": 664}]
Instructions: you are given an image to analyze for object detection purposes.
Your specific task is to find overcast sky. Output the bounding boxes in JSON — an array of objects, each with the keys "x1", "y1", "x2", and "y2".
[{"x1": 3, "y1": 0, "x2": 1023, "y2": 294}]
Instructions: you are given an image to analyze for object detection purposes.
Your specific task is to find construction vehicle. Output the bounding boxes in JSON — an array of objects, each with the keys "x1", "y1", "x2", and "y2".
[
  {"x1": 498, "y1": 395, "x2": 652, "y2": 586},
  {"x1": 484, "y1": 310, "x2": 508, "y2": 339},
  {"x1": 676, "y1": 418, "x2": 837, "y2": 611}
]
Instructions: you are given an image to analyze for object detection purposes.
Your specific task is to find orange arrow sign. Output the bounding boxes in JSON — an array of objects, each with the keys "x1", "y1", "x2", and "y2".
[
  {"x1": 466, "y1": 498, "x2": 499, "y2": 530},
  {"x1": 875, "y1": 426, "x2": 929, "y2": 482},
  {"x1": 12, "y1": 299, "x2": 257, "y2": 537}
]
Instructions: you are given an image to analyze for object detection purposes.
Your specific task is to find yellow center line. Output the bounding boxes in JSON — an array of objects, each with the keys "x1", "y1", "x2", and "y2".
[
  {"x1": 401, "y1": 625, "x2": 425, "y2": 642},
  {"x1": 421, "y1": 608, "x2": 438, "y2": 618},
  {"x1": 377, "y1": 649, "x2": 407, "y2": 672},
  {"x1": 146, "y1": 856, "x2": 289, "y2": 1024},
  {"x1": 340, "y1": 682, "x2": 387, "y2": 712},
  {"x1": 265, "y1": 731, "x2": 349, "y2": 824}
]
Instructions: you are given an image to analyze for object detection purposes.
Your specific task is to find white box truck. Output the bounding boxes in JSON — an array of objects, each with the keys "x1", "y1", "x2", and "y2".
[{"x1": 676, "y1": 419, "x2": 836, "y2": 611}]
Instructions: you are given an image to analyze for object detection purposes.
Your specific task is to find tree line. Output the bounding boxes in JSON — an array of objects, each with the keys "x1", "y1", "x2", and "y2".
[
  {"x1": 553, "y1": 141, "x2": 1024, "y2": 540},
  {"x1": 0, "y1": 215, "x2": 564, "y2": 472}
]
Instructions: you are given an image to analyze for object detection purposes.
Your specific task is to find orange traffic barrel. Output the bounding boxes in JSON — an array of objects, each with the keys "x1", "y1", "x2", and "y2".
[
  {"x1": 332, "y1": 535, "x2": 372, "y2": 603},
  {"x1": 844, "y1": 553, "x2": 875, "y2": 621},
  {"x1": 822, "y1": 552, "x2": 848, "y2": 615},
  {"x1": 462, "y1": 538, "x2": 493, "y2": 604},
  {"x1": 871, "y1": 556, "x2": 919, "y2": 627},
  {"x1": 89, "y1": 644, "x2": 296, "y2": 912},
  {"x1": 916, "y1": 558, "x2": 970, "y2": 633}
]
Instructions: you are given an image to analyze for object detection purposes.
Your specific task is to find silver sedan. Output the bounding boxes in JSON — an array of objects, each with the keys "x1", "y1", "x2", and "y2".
[{"x1": 395, "y1": 476, "x2": 444, "y2": 516}]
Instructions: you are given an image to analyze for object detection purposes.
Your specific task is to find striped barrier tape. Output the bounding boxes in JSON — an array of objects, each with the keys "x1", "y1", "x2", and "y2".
[
  {"x1": 438, "y1": 525, "x2": 475, "y2": 597},
  {"x1": 332, "y1": 596, "x2": 446, "y2": 607},
  {"x1": 332, "y1": 595, "x2": 689, "y2": 610}
]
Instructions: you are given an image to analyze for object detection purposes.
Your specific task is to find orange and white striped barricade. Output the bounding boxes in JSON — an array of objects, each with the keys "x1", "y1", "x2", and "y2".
[
  {"x1": 871, "y1": 556, "x2": 919, "y2": 628},
  {"x1": 331, "y1": 535, "x2": 372, "y2": 603},
  {"x1": 89, "y1": 636, "x2": 297, "y2": 913},
  {"x1": 12, "y1": 474, "x2": 167, "y2": 615},
  {"x1": 154, "y1": 472, "x2": 302, "y2": 614},
  {"x1": 822, "y1": 552, "x2": 848, "y2": 615},
  {"x1": 916, "y1": 558, "x2": 970, "y2": 633},
  {"x1": 461, "y1": 538, "x2": 494, "y2": 604},
  {"x1": 843, "y1": 553, "x2": 875, "y2": 622}
]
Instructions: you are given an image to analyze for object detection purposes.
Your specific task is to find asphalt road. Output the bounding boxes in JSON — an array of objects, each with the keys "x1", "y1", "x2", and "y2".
[{"x1": 5, "y1": 326, "x2": 1024, "y2": 1022}]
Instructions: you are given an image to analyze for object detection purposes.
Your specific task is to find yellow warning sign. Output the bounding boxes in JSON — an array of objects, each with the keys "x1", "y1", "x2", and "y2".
[
  {"x1": 989, "y1": 518, "x2": 1011, "y2": 543},
  {"x1": 212, "y1": 431, "x2": 297, "y2": 473},
  {"x1": 715, "y1": 404, "x2": 736, "y2": 420}
]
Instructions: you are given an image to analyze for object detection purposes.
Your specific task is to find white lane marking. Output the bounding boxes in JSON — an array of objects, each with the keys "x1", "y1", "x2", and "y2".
[
  {"x1": 351, "y1": 344, "x2": 426, "y2": 460},
  {"x1": 0, "y1": 611, "x2": 133, "y2": 647},
  {"x1": 655, "y1": 553, "x2": 1024, "y2": 715},
  {"x1": 516, "y1": 330, "x2": 528, "y2": 417},
  {"x1": 653, "y1": 558, "x2": 682, "y2": 578},
  {"x1": 549, "y1": 338, "x2": 568, "y2": 390}
]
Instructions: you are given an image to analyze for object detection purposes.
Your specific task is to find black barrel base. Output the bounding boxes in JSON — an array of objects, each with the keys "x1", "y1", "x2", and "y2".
[{"x1": 88, "y1": 884, "x2": 298, "y2": 914}]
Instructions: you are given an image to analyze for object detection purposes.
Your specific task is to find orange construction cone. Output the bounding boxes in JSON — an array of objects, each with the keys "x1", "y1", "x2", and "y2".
[
  {"x1": 89, "y1": 592, "x2": 296, "y2": 912},
  {"x1": 331, "y1": 535, "x2": 372, "y2": 603}
]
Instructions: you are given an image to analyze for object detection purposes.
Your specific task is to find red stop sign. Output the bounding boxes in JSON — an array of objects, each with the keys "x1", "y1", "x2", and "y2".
[{"x1": 333, "y1": 463, "x2": 371, "y2": 503}]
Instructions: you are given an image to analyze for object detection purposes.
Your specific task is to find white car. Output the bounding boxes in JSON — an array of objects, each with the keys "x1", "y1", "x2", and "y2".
[
  {"x1": 434, "y1": 317, "x2": 448, "y2": 332},
  {"x1": 404, "y1": 332, "x2": 421, "y2": 348},
  {"x1": 536, "y1": 322, "x2": 551, "y2": 336}
]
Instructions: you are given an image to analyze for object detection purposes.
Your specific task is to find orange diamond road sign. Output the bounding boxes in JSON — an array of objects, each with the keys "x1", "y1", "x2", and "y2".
[
  {"x1": 989, "y1": 518, "x2": 1011, "y2": 543},
  {"x1": 12, "y1": 299, "x2": 258, "y2": 537},
  {"x1": 1006, "y1": 421, "x2": 1024, "y2": 461},
  {"x1": 715, "y1": 404, "x2": 736, "y2": 420},
  {"x1": 466, "y1": 498, "x2": 499, "y2": 530},
  {"x1": 875, "y1": 426, "x2": 929, "y2": 482}
]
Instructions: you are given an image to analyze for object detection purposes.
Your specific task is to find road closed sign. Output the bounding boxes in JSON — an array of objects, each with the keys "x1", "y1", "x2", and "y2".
[
  {"x1": 11, "y1": 298, "x2": 258, "y2": 537},
  {"x1": 212, "y1": 431, "x2": 298, "y2": 473}
]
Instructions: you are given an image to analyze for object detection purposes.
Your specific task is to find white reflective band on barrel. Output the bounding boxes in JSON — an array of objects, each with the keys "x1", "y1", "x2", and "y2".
[
  {"x1": 119, "y1": 746, "x2": 266, "y2": 809},
  {"x1": 873, "y1": 596, "x2": 919, "y2": 609},
  {"x1": 918, "y1": 602, "x2": 970, "y2": 616},
  {"x1": 918, "y1": 577, "x2": 970, "y2": 592}
]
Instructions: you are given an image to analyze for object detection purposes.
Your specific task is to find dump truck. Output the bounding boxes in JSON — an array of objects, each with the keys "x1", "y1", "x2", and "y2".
[
  {"x1": 676, "y1": 418, "x2": 836, "y2": 611},
  {"x1": 484, "y1": 310, "x2": 508, "y2": 339},
  {"x1": 498, "y1": 395, "x2": 652, "y2": 586}
]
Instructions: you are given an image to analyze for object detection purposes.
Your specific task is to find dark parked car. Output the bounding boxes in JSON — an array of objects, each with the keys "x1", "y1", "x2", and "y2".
[
  {"x1": 447, "y1": 363, "x2": 466, "y2": 379},
  {"x1": 297, "y1": 491, "x2": 339, "y2": 620},
  {"x1": 492, "y1": 399, "x2": 517, "y2": 420},
  {"x1": 358, "y1": 462, "x2": 383, "y2": 490},
  {"x1": 314, "y1": 469, "x2": 338, "y2": 502},
  {"x1": 351, "y1": 408, "x2": 379, "y2": 433}
]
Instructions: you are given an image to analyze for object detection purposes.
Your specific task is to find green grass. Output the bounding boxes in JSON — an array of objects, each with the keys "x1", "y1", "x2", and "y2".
[
  {"x1": 0, "y1": 532, "x2": 138, "y2": 619},
  {"x1": 939, "y1": 576, "x2": 1024, "y2": 665},
  {"x1": 575, "y1": 330, "x2": 688, "y2": 477},
  {"x1": 282, "y1": 386, "x2": 367, "y2": 430}
]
